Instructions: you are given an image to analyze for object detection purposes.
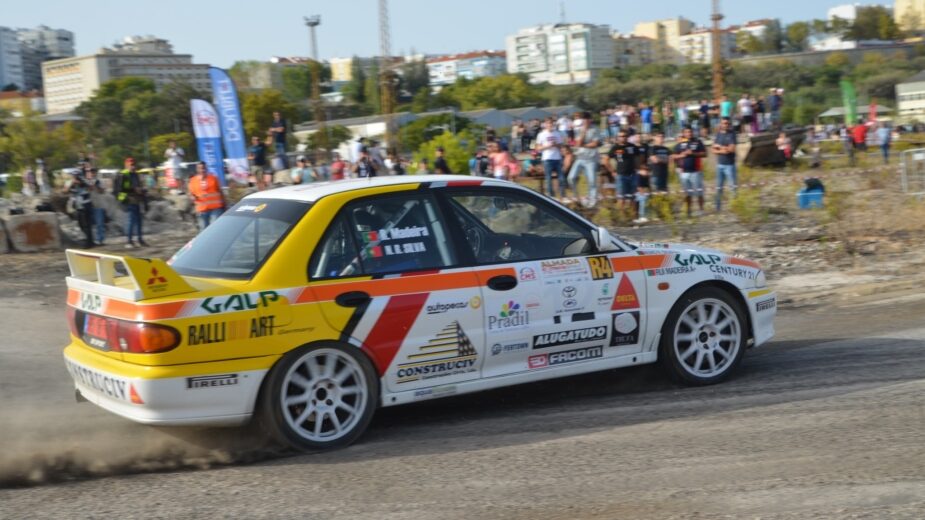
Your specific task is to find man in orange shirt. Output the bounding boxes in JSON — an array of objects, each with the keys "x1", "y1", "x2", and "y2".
[{"x1": 188, "y1": 161, "x2": 226, "y2": 230}]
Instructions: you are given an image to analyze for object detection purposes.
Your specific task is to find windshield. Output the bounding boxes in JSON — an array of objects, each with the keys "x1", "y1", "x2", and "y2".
[{"x1": 169, "y1": 198, "x2": 311, "y2": 279}]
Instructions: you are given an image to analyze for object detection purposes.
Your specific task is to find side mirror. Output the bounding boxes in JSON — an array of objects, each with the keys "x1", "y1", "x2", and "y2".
[{"x1": 595, "y1": 226, "x2": 619, "y2": 252}]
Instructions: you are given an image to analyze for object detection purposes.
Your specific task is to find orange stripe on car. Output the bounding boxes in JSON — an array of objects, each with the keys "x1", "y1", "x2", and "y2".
[
  {"x1": 727, "y1": 257, "x2": 762, "y2": 270},
  {"x1": 304, "y1": 268, "x2": 513, "y2": 302}
]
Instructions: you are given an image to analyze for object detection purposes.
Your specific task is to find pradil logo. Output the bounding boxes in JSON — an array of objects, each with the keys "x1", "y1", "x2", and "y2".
[
  {"x1": 500, "y1": 301, "x2": 520, "y2": 318},
  {"x1": 489, "y1": 300, "x2": 529, "y2": 331}
]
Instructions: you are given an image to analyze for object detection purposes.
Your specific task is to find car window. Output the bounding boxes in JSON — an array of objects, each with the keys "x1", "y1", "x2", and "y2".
[
  {"x1": 446, "y1": 190, "x2": 591, "y2": 264},
  {"x1": 310, "y1": 194, "x2": 457, "y2": 279},
  {"x1": 170, "y1": 199, "x2": 310, "y2": 279}
]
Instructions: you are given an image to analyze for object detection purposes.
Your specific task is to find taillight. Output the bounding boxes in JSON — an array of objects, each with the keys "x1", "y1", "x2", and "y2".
[
  {"x1": 72, "y1": 308, "x2": 180, "y2": 354},
  {"x1": 117, "y1": 321, "x2": 180, "y2": 354}
]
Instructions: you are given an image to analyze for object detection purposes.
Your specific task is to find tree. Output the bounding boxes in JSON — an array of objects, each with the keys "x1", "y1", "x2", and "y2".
[
  {"x1": 364, "y1": 63, "x2": 381, "y2": 113},
  {"x1": 398, "y1": 60, "x2": 430, "y2": 97},
  {"x1": 825, "y1": 51, "x2": 850, "y2": 68},
  {"x1": 737, "y1": 32, "x2": 764, "y2": 55},
  {"x1": 281, "y1": 62, "x2": 331, "y2": 102},
  {"x1": 846, "y1": 6, "x2": 899, "y2": 41},
  {"x1": 439, "y1": 75, "x2": 542, "y2": 110},
  {"x1": 399, "y1": 114, "x2": 472, "y2": 153},
  {"x1": 341, "y1": 57, "x2": 367, "y2": 105},
  {"x1": 785, "y1": 22, "x2": 811, "y2": 52},
  {"x1": 228, "y1": 60, "x2": 263, "y2": 90},
  {"x1": 239, "y1": 89, "x2": 296, "y2": 139},
  {"x1": 761, "y1": 19, "x2": 784, "y2": 54},
  {"x1": 305, "y1": 125, "x2": 352, "y2": 152},
  {"x1": 413, "y1": 130, "x2": 477, "y2": 174},
  {"x1": 0, "y1": 111, "x2": 85, "y2": 171},
  {"x1": 2, "y1": 83, "x2": 19, "y2": 92}
]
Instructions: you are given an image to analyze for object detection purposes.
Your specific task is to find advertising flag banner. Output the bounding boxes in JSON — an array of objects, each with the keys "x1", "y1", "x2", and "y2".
[
  {"x1": 840, "y1": 80, "x2": 857, "y2": 126},
  {"x1": 209, "y1": 67, "x2": 249, "y2": 185},
  {"x1": 190, "y1": 99, "x2": 225, "y2": 186}
]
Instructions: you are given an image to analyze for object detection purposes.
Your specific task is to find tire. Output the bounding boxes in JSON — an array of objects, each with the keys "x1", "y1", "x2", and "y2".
[
  {"x1": 658, "y1": 286, "x2": 747, "y2": 386},
  {"x1": 257, "y1": 342, "x2": 379, "y2": 451}
]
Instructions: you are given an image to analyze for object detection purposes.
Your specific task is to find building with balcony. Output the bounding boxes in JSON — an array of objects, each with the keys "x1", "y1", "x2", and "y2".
[
  {"x1": 632, "y1": 18, "x2": 694, "y2": 64},
  {"x1": 506, "y1": 23, "x2": 614, "y2": 85},
  {"x1": 426, "y1": 51, "x2": 506, "y2": 86}
]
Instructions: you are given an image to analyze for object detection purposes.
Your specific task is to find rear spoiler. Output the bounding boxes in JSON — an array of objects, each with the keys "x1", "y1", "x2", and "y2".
[{"x1": 65, "y1": 249, "x2": 196, "y2": 302}]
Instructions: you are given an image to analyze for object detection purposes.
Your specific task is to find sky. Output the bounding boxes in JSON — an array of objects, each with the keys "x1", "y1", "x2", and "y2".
[{"x1": 5, "y1": 0, "x2": 889, "y2": 68}]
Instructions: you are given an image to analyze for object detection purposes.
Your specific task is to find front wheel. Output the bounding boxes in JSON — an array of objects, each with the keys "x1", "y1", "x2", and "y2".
[
  {"x1": 659, "y1": 287, "x2": 746, "y2": 385},
  {"x1": 257, "y1": 343, "x2": 378, "y2": 451}
]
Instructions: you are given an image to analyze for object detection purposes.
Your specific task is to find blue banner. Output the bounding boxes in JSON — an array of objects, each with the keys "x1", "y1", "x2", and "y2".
[
  {"x1": 209, "y1": 67, "x2": 249, "y2": 185},
  {"x1": 190, "y1": 99, "x2": 225, "y2": 186}
]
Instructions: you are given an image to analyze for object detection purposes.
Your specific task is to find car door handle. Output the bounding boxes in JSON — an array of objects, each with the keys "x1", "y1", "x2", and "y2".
[
  {"x1": 487, "y1": 275, "x2": 518, "y2": 291},
  {"x1": 335, "y1": 291, "x2": 371, "y2": 308}
]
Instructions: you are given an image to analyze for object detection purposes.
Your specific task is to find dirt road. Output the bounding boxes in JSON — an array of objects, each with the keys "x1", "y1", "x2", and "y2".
[{"x1": 1, "y1": 273, "x2": 924, "y2": 519}]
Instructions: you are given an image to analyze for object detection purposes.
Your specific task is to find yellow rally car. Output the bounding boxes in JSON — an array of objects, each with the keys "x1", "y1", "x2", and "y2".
[{"x1": 64, "y1": 175, "x2": 776, "y2": 450}]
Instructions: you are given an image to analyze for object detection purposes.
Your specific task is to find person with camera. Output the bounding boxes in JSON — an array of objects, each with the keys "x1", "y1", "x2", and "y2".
[{"x1": 352, "y1": 147, "x2": 378, "y2": 178}]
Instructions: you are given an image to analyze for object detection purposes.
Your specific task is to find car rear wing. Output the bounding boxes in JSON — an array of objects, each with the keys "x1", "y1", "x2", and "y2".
[{"x1": 65, "y1": 249, "x2": 196, "y2": 302}]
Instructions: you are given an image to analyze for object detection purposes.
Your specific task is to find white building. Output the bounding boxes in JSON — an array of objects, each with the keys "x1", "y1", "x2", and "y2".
[
  {"x1": 16, "y1": 25, "x2": 75, "y2": 91},
  {"x1": 506, "y1": 23, "x2": 614, "y2": 85},
  {"x1": 632, "y1": 18, "x2": 694, "y2": 64},
  {"x1": 426, "y1": 51, "x2": 506, "y2": 86},
  {"x1": 732, "y1": 19, "x2": 774, "y2": 40},
  {"x1": 896, "y1": 70, "x2": 925, "y2": 121},
  {"x1": 678, "y1": 29, "x2": 738, "y2": 64},
  {"x1": 42, "y1": 37, "x2": 210, "y2": 114},
  {"x1": 0, "y1": 27, "x2": 24, "y2": 90},
  {"x1": 828, "y1": 4, "x2": 860, "y2": 22}
]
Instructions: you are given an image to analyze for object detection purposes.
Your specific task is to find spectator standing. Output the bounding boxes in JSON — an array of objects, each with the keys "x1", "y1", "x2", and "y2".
[
  {"x1": 712, "y1": 118, "x2": 737, "y2": 211},
  {"x1": 633, "y1": 163, "x2": 651, "y2": 224},
  {"x1": 114, "y1": 157, "x2": 147, "y2": 248},
  {"x1": 352, "y1": 147, "x2": 378, "y2": 178},
  {"x1": 536, "y1": 118, "x2": 565, "y2": 198},
  {"x1": 607, "y1": 130, "x2": 641, "y2": 210},
  {"x1": 851, "y1": 119, "x2": 869, "y2": 154},
  {"x1": 769, "y1": 89, "x2": 784, "y2": 128},
  {"x1": 269, "y1": 111, "x2": 288, "y2": 168},
  {"x1": 67, "y1": 169, "x2": 95, "y2": 248},
  {"x1": 677, "y1": 103, "x2": 689, "y2": 136},
  {"x1": 672, "y1": 127, "x2": 707, "y2": 217},
  {"x1": 248, "y1": 136, "x2": 269, "y2": 188},
  {"x1": 876, "y1": 123, "x2": 892, "y2": 164},
  {"x1": 350, "y1": 137, "x2": 366, "y2": 163},
  {"x1": 568, "y1": 111, "x2": 603, "y2": 207},
  {"x1": 35, "y1": 158, "x2": 49, "y2": 195},
  {"x1": 488, "y1": 141, "x2": 512, "y2": 180},
  {"x1": 841, "y1": 125, "x2": 856, "y2": 167},
  {"x1": 556, "y1": 114, "x2": 572, "y2": 143},
  {"x1": 640, "y1": 104, "x2": 653, "y2": 135},
  {"x1": 776, "y1": 132, "x2": 793, "y2": 168},
  {"x1": 720, "y1": 95, "x2": 734, "y2": 120},
  {"x1": 386, "y1": 151, "x2": 406, "y2": 175},
  {"x1": 698, "y1": 100, "x2": 711, "y2": 138},
  {"x1": 416, "y1": 158, "x2": 431, "y2": 174},
  {"x1": 330, "y1": 153, "x2": 347, "y2": 180},
  {"x1": 290, "y1": 157, "x2": 318, "y2": 184},
  {"x1": 663, "y1": 102, "x2": 676, "y2": 140},
  {"x1": 510, "y1": 120, "x2": 522, "y2": 154},
  {"x1": 648, "y1": 133, "x2": 671, "y2": 193},
  {"x1": 433, "y1": 147, "x2": 452, "y2": 174},
  {"x1": 163, "y1": 139, "x2": 185, "y2": 189},
  {"x1": 188, "y1": 161, "x2": 226, "y2": 230},
  {"x1": 738, "y1": 94, "x2": 754, "y2": 136},
  {"x1": 755, "y1": 96, "x2": 767, "y2": 132},
  {"x1": 607, "y1": 109, "x2": 620, "y2": 138},
  {"x1": 86, "y1": 167, "x2": 107, "y2": 245}
]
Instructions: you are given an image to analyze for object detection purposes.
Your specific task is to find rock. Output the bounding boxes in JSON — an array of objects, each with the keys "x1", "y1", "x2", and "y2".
[{"x1": 2, "y1": 213, "x2": 62, "y2": 252}]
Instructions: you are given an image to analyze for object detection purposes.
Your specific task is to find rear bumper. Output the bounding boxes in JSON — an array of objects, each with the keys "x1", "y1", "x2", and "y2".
[
  {"x1": 63, "y1": 343, "x2": 273, "y2": 427},
  {"x1": 743, "y1": 289, "x2": 777, "y2": 347}
]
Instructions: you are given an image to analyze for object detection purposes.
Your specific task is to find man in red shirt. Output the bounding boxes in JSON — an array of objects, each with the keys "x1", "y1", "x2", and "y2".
[
  {"x1": 330, "y1": 153, "x2": 347, "y2": 180},
  {"x1": 188, "y1": 162, "x2": 226, "y2": 230},
  {"x1": 851, "y1": 119, "x2": 869, "y2": 152}
]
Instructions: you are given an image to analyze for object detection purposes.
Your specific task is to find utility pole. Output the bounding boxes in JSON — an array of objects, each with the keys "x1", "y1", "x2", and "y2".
[
  {"x1": 379, "y1": 0, "x2": 398, "y2": 151},
  {"x1": 711, "y1": 0, "x2": 725, "y2": 102},
  {"x1": 304, "y1": 15, "x2": 328, "y2": 160}
]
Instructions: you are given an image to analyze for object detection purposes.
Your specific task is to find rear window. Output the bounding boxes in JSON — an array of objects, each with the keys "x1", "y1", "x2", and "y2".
[{"x1": 169, "y1": 198, "x2": 310, "y2": 279}]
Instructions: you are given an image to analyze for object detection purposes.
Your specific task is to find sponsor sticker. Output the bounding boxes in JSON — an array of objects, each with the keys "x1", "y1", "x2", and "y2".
[
  {"x1": 413, "y1": 385, "x2": 457, "y2": 400},
  {"x1": 610, "y1": 311, "x2": 640, "y2": 347},
  {"x1": 146, "y1": 267, "x2": 169, "y2": 293},
  {"x1": 396, "y1": 322, "x2": 478, "y2": 383},
  {"x1": 519, "y1": 267, "x2": 537, "y2": 281},
  {"x1": 533, "y1": 326, "x2": 608, "y2": 349},
  {"x1": 488, "y1": 301, "x2": 530, "y2": 332},
  {"x1": 491, "y1": 341, "x2": 530, "y2": 355},
  {"x1": 79, "y1": 292, "x2": 102, "y2": 313},
  {"x1": 188, "y1": 316, "x2": 276, "y2": 345},
  {"x1": 528, "y1": 345, "x2": 604, "y2": 370},
  {"x1": 646, "y1": 265, "x2": 695, "y2": 277},
  {"x1": 187, "y1": 374, "x2": 239, "y2": 389},
  {"x1": 611, "y1": 274, "x2": 640, "y2": 311},
  {"x1": 199, "y1": 291, "x2": 279, "y2": 314},
  {"x1": 674, "y1": 253, "x2": 723, "y2": 267},
  {"x1": 426, "y1": 301, "x2": 471, "y2": 314},
  {"x1": 709, "y1": 264, "x2": 758, "y2": 280},
  {"x1": 756, "y1": 297, "x2": 776, "y2": 312},
  {"x1": 540, "y1": 258, "x2": 589, "y2": 277},
  {"x1": 587, "y1": 256, "x2": 614, "y2": 280},
  {"x1": 65, "y1": 360, "x2": 129, "y2": 402}
]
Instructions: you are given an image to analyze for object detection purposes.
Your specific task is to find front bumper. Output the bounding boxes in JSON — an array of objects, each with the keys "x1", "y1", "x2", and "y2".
[
  {"x1": 63, "y1": 343, "x2": 273, "y2": 427},
  {"x1": 743, "y1": 289, "x2": 777, "y2": 347}
]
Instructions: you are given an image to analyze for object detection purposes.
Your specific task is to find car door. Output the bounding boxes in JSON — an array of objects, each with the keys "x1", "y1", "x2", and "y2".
[
  {"x1": 307, "y1": 192, "x2": 485, "y2": 395},
  {"x1": 439, "y1": 187, "x2": 647, "y2": 379}
]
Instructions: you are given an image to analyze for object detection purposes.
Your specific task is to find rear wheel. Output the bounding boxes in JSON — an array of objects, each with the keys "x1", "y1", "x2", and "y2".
[
  {"x1": 659, "y1": 287, "x2": 746, "y2": 385},
  {"x1": 257, "y1": 343, "x2": 378, "y2": 451}
]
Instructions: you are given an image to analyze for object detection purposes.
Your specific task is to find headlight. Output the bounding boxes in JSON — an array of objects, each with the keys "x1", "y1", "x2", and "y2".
[{"x1": 755, "y1": 270, "x2": 767, "y2": 288}]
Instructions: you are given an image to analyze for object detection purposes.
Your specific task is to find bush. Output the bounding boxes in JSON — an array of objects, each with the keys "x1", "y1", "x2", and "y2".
[
  {"x1": 413, "y1": 130, "x2": 478, "y2": 174},
  {"x1": 2, "y1": 174, "x2": 23, "y2": 197}
]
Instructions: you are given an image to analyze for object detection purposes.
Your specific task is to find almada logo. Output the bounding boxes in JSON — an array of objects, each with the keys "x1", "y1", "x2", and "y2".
[
  {"x1": 396, "y1": 322, "x2": 478, "y2": 383},
  {"x1": 489, "y1": 300, "x2": 530, "y2": 331}
]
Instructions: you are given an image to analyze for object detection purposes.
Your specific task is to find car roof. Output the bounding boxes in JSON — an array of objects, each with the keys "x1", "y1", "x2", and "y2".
[{"x1": 245, "y1": 175, "x2": 512, "y2": 203}]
